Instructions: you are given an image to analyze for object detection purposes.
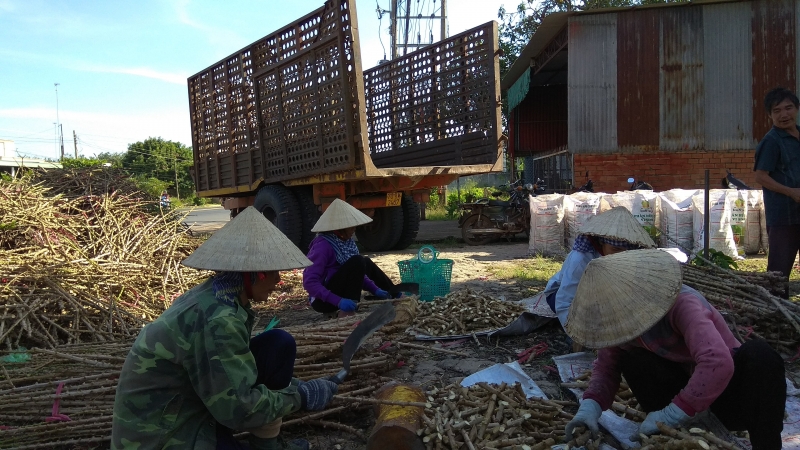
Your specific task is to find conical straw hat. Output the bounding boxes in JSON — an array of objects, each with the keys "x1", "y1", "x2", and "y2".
[
  {"x1": 579, "y1": 207, "x2": 656, "y2": 248},
  {"x1": 311, "y1": 198, "x2": 372, "y2": 232},
  {"x1": 564, "y1": 249, "x2": 682, "y2": 348},
  {"x1": 182, "y1": 206, "x2": 311, "y2": 271}
]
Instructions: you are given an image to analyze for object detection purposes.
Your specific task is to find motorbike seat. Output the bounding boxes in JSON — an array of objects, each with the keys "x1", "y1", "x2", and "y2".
[{"x1": 488, "y1": 199, "x2": 510, "y2": 207}]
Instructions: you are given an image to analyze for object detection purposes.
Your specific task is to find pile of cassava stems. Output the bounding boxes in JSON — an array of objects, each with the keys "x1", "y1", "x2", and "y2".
[
  {"x1": 0, "y1": 174, "x2": 208, "y2": 350},
  {"x1": 413, "y1": 290, "x2": 526, "y2": 336},
  {"x1": 0, "y1": 313, "x2": 404, "y2": 449},
  {"x1": 562, "y1": 371, "x2": 738, "y2": 450},
  {"x1": 682, "y1": 265, "x2": 799, "y2": 352}
]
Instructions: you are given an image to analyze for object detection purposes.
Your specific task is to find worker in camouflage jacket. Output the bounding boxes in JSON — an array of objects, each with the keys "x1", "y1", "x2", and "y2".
[{"x1": 112, "y1": 207, "x2": 338, "y2": 450}]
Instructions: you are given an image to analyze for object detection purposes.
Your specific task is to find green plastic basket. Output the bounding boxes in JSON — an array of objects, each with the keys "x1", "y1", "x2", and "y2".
[{"x1": 397, "y1": 246, "x2": 453, "y2": 301}]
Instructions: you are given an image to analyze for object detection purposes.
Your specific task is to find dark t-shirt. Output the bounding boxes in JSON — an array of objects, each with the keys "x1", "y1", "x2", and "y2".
[{"x1": 754, "y1": 126, "x2": 800, "y2": 226}]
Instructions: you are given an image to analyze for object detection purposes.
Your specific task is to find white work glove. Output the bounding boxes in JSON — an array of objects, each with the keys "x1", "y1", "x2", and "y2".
[
  {"x1": 565, "y1": 399, "x2": 602, "y2": 440},
  {"x1": 633, "y1": 402, "x2": 691, "y2": 440}
]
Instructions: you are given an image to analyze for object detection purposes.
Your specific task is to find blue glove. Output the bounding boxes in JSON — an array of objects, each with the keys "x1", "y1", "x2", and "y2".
[
  {"x1": 338, "y1": 298, "x2": 357, "y2": 312},
  {"x1": 565, "y1": 399, "x2": 602, "y2": 440},
  {"x1": 297, "y1": 378, "x2": 338, "y2": 411},
  {"x1": 634, "y1": 403, "x2": 690, "y2": 439},
  {"x1": 374, "y1": 289, "x2": 391, "y2": 299}
]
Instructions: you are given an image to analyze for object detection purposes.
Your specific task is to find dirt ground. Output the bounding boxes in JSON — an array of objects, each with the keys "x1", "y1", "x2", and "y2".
[{"x1": 253, "y1": 238, "x2": 576, "y2": 449}]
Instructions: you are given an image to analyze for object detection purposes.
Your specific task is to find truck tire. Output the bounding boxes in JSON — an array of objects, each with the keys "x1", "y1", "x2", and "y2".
[
  {"x1": 292, "y1": 186, "x2": 320, "y2": 253},
  {"x1": 356, "y1": 206, "x2": 403, "y2": 252},
  {"x1": 392, "y1": 195, "x2": 421, "y2": 250},
  {"x1": 253, "y1": 185, "x2": 303, "y2": 247}
]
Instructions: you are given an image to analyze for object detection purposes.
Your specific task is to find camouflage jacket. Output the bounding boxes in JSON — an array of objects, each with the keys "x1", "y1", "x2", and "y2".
[{"x1": 111, "y1": 279, "x2": 302, "y2": 449}]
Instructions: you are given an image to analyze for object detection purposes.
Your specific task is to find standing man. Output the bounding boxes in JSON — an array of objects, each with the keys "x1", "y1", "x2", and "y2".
[{"x1": 754, "y1": 87, "x2": 800, "y2": 280}]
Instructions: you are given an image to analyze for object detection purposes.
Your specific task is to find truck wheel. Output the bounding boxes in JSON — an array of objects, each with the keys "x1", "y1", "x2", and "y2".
[
  {"x1": 392, "y1": 195, "x2": 421, "y2": 250},
  {"x1": 253, "y1": 185, "x2": 303, "y2": 246},
  {"x1": 461, "y1": 214, "x2": 497, "y2": 246},
  {"x1": 292, "y1": 186, "x2": 320, "y2": 253},
  {"x1": 356, "y1": 206, "x2": 403, "y2": 252}
]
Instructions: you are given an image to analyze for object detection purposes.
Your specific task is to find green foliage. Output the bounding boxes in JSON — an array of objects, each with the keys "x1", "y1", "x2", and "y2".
[
  {"x1": 446, "y1": 187, "x2": 489, "y2": 218},
  {"x1": 132, "y1": 175, "x2": 171, "y2": 200},
  {"x1": 123, "y1": 138, "x2": 194, "y2": 198},
  {"x1": 691, "y1": 249, "x2": 739, "y2": 270},
  {"x1": 61, "y1": 157, "x2": 104, "y2": 169}
]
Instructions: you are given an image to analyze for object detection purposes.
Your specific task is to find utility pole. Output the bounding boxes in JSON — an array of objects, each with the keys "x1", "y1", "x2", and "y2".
[
  {"x1": 73, "y1": 130, "x2": 78, "y2": 158},
  {"x1": 54, "y1": 83, "x2": 63, "y2": 160},
  {"x1": 390, "y1": 0, "x2": 448, "y2": 57},
  {"x1": 174, "y1": 152, "x2": 180, "y2": 200},
  {"x1": 59, "y1": 124, "x2": 64, "y2": 160}
]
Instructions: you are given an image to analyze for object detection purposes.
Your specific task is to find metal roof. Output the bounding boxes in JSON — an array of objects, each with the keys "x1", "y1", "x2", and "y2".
[{"x1": 500, "y1": 0, "x2": 746, "y2": 90}]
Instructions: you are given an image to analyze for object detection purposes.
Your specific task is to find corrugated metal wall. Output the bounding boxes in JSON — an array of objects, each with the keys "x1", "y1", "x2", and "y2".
[
  {"x1": 660, "y1": 7, "x2": 704, "y2": 150},
  {"x1": 568, "y1": 14, "x2": 618, "y2": 152},
  {"x1": 617, "y1": 10, "x2": 660, "y2": 148},
  {"x1": 566, "y1": 0, "x2": 800, "y2": 154},
  {"x1": 703, "y1": 2, "x2": 753, "y2": 150}
]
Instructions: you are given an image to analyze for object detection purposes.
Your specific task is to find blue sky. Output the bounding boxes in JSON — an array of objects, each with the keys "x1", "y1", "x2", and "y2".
[{"x1": 0, "y1": 0, "x2": 511, "y2": 161}]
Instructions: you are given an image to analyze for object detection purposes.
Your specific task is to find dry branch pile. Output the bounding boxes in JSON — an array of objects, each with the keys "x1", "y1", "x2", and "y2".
[
  {"x1": 412, "y1": 290, "x2": 526, "y2": 336},
  {"x1": 682, "y1": 265, "x2": 800, "y2": 352},
  {"x1": 419, "y1": 382, "x2": 577, "y2": 449},
  {"x1": 0, "y1": 175, "x2": 208, "y2": 349},
  {"x1": 0, "y1": 311, "x2": 406, "y2": 448},
  {"x1": 31, "y1": 167, "x2": 154, "y2": 201}
]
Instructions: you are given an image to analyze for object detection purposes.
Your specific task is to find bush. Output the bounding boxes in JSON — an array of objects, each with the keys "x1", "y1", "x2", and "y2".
[{"x1": 132, "y1": 175, "x2": 170, "y2": 199}]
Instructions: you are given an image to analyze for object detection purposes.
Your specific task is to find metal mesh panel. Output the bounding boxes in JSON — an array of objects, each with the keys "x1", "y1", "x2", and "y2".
[
  {"x1": 364, "y1": 22, "x2": 499, "y2": 168},
  {"x1": 188, "y1": 0, "x2": 361, "y2": 191},
  {"x1": 532, "y1": 151, "x2": 573, "y2": 194}
]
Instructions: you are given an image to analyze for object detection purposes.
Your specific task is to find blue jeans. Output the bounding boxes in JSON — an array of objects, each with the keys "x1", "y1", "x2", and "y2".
[{"x1": 216, "y1": 329, "x2": 297, "y2": 449}]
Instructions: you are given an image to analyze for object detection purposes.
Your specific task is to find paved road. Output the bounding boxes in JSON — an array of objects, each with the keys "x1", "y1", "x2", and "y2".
[{"x1": 180, "y1": 205, "x2": 462, "y2": 241}]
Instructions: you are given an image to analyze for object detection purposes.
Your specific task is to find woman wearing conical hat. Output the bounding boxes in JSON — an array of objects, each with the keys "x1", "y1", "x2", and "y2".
[
  {"x1": 303, "y1": 199, "x2": 398, "y2": 318},
  {"x1": 563, "y1": 249, "x2": 785, "y2": 450},
  {"x1": 536, "y1": 207, "x2": 656, "y2": 327},
  {"x1": 112, "y1": 207, "x2": 338, "y2": 450}
]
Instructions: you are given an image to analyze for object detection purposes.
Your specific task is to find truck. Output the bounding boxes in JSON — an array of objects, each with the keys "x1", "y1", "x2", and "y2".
[{"x1": 187, "y1": 0, "x2": 503, "y2": 252}]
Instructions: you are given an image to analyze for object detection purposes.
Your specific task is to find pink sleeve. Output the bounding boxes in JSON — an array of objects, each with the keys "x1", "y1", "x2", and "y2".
[
  {"x1": 583, "y1": 347, "x2": 624, "y2": 411},
  {"x1": 668, "y1": 296, "x2": 735, "y2": 416}
]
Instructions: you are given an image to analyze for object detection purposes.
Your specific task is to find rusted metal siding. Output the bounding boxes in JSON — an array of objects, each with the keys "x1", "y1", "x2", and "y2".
[
  {"x1": 616, "y1": 10, "x2": 660, "y2": 148},
  {"x1": 512, "y1": 85, "x2": 568, "y2": 157},
  {"x1": 752, "y1": 0, "x2": 796, "y2": 139},
  {"x1": 568, "y1": 14, "x2": 618, "y2": 153},
  {"x1": 660, "y1": 6, "x2": 704, "y2": 151},
  {"x1": 703, "y1": 2, "x2": 754, "y2": 150}
]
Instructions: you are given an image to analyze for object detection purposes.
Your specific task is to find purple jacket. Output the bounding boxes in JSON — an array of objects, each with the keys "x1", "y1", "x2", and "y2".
[
  {"x1": 583, "y1": 285, "x2": 741, "y2": 416},
  {"x1": 302, "y1": 235, "x2": 379, "y2": 306}
]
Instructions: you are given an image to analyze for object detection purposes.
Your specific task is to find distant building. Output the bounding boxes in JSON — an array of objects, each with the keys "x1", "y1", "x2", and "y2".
[
  {"x1": 502, "y1": 0, "x2": 795, "y2": 193},
  {"x1": 0, "y1": 139, "x2": 62, "y2": 176}
]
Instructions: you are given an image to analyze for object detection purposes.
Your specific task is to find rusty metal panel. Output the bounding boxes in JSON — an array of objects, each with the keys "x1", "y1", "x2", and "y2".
[
  {"x1": 660, "y1": 6, "x2": 704, "y2": 151},
  {"x1": 752, "y1": 0, "x2": 796, "y2": 139},
  {"x1": 364, "y1": 22, "x2": 500, "y2": 168},
  {"x1": 616, "y1": 10, "x2": 660, "y2": 148},
  {"x1": 568, "y1": 14, "x2": 618, "y2": 154},
  {"x1": 703, "y1": 2, "x2": 753, "y2": 150},
  {"x1": 512, "y1": 85, "x2": 567, "y2": 156},
  {"x1": 188, "y1": 0, "x2": 364, "y2": 192}
]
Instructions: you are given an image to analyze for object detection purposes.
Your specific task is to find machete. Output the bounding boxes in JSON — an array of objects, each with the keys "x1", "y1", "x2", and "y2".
[{"x1": 329, "y1": 303, "x2": 396, "y2": 384}]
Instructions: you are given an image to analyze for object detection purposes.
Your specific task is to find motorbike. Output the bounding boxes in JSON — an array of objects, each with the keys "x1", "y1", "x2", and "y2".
[
  {"x1": 458, "y1": 178, "x2": 545, "y2": 245},
  {"x1": 722, "y1": 169, "x2": 752, "y2": 190},
  {"x1": 627, "y1": 177, "x2": 653, "y2": 191},
  {"x1": 576, "y1": 179, "x2": 594, "y2": 193}
]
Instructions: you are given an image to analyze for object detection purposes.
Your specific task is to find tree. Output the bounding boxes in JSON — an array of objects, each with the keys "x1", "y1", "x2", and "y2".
[
  {"x1": 497, "y1": 0, "x2": 686, "y2": 79},
  {"x1": 122, "y1": 138, "x2": 194, "y2": 199}
]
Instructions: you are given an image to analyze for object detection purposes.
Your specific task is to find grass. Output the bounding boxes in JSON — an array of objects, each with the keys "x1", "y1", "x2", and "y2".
[
  {"x1": 423, "y1": 205, "x2": 452, "y2": 221},
  {"x1": 488, "y1": 255, "x2": 564, "y2": 285}
]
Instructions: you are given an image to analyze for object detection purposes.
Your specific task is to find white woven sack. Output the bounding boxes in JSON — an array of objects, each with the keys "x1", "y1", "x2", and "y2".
[
  {"x1": 658, "y1": 189, "x2": 696, "y2": 253},
  {"x1": 744, "y1": 191, "x2": 761, "y2": 255},
  {"x1": 529, "y1": 194, "x2": 566, "y2": 257},
  {"x1": 692, "y1": 190, "x2": 737, "y2": 258},
  {"x1": 729, "y1": 190, "x2": 747, "y2": 256},
  {"x1": 605, "y1": 192, "x2": 660, "y2": 242},
  {"x1": 564, "y1": 193, "x2": 601, "y2": 249}
]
